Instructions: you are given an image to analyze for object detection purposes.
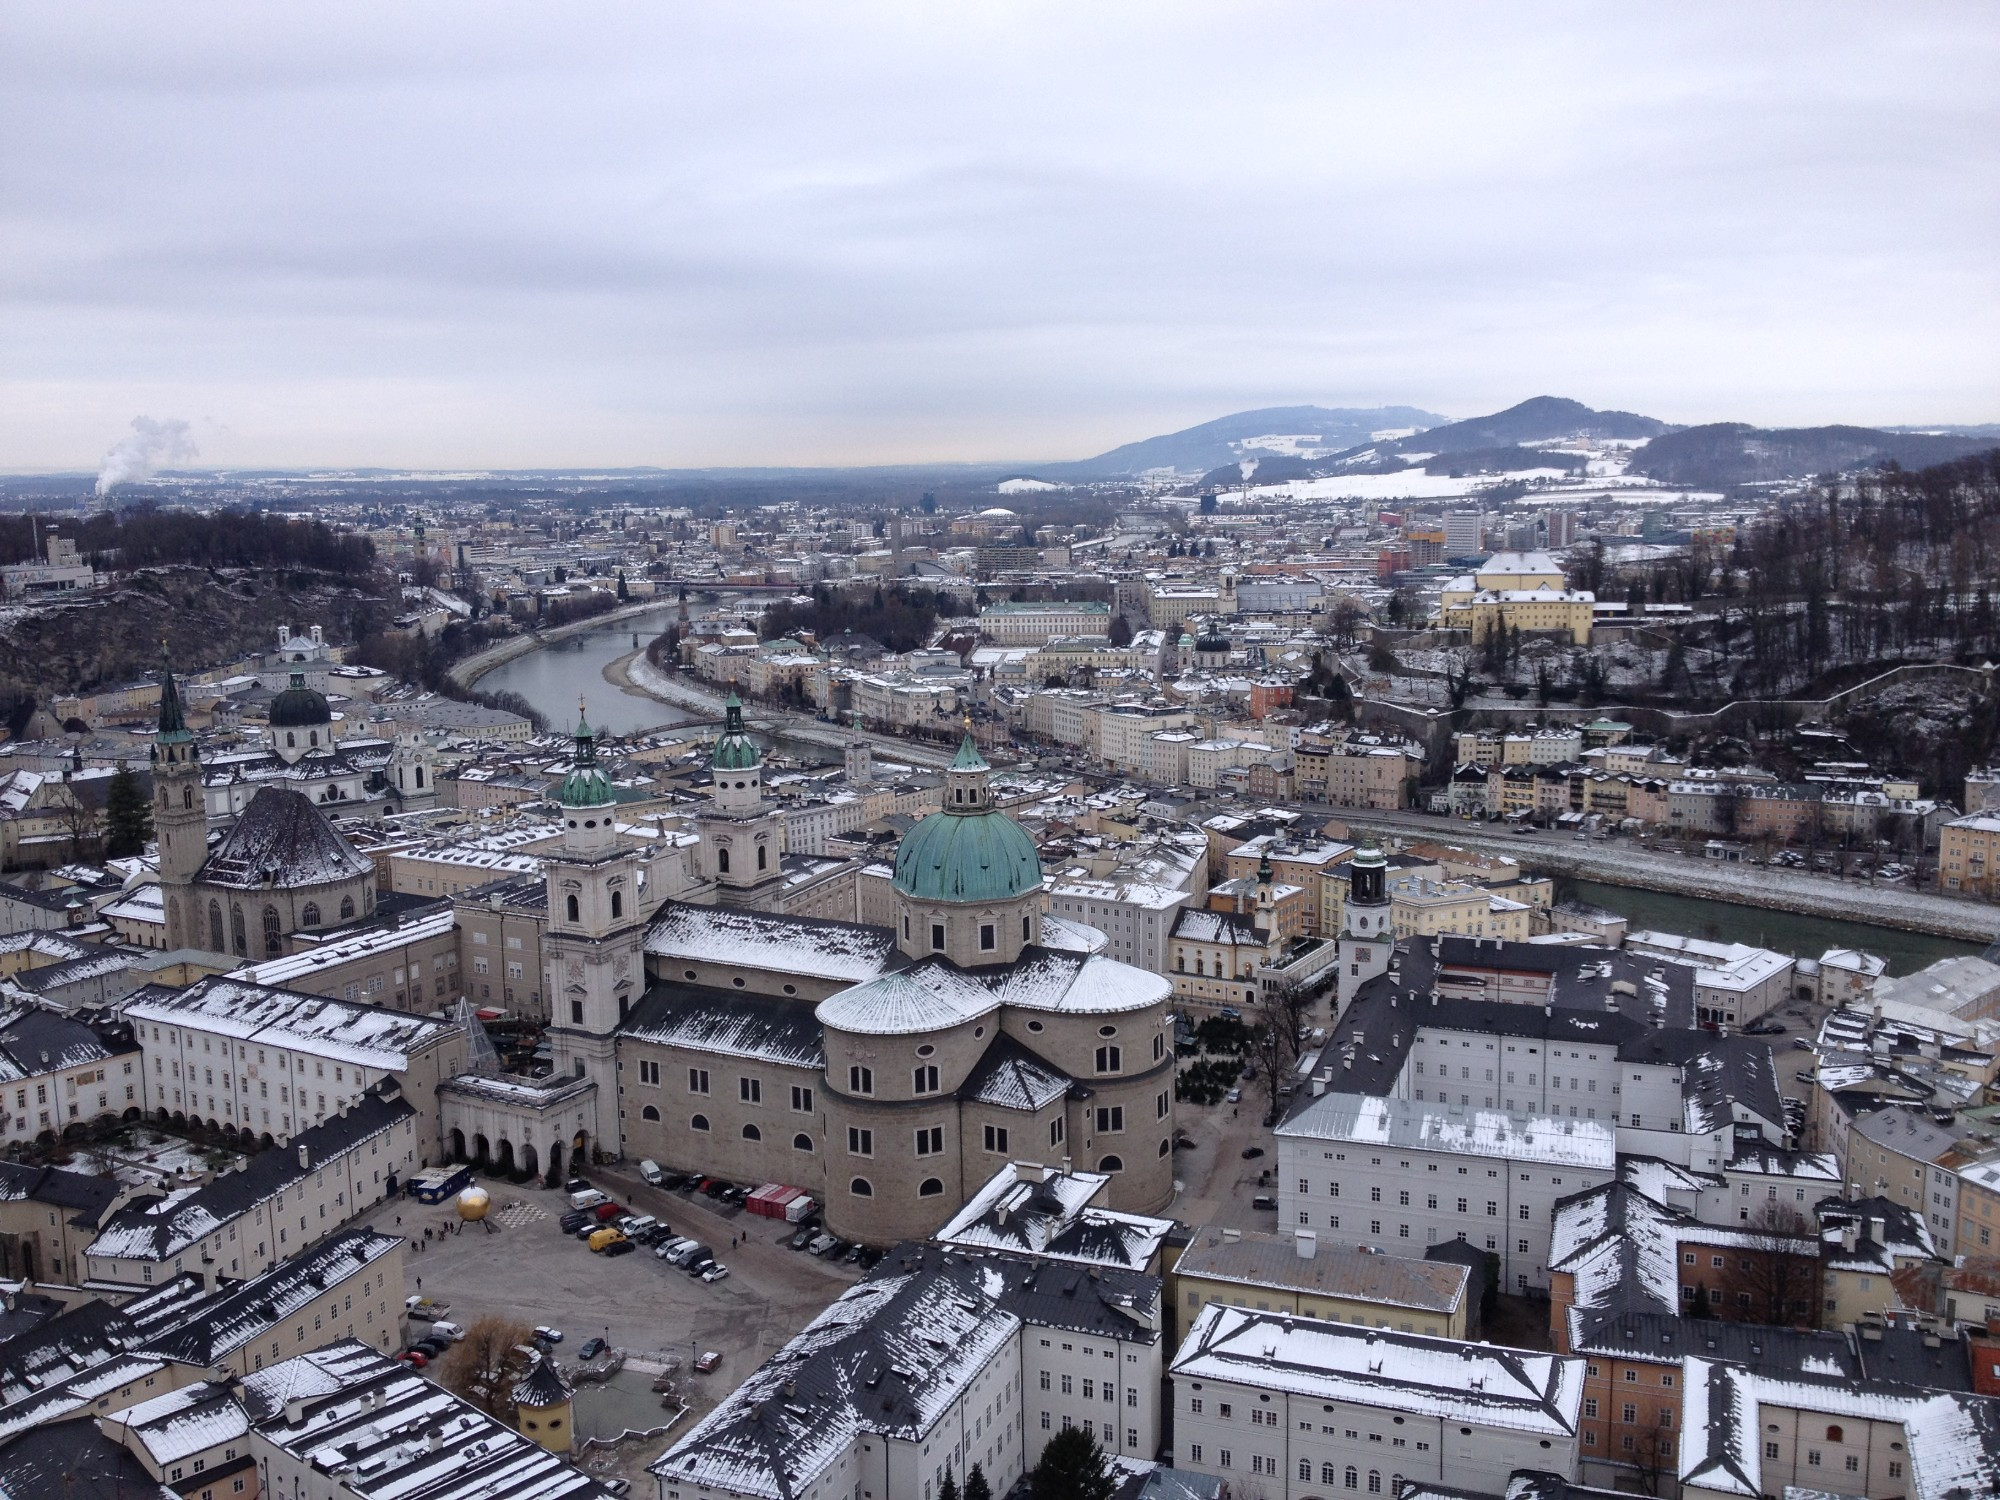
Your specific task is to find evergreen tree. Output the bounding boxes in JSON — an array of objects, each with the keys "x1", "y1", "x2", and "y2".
[
  {"x1": 1107, "y1": 614, "x2": 1133, "y2": 648},
  {"x1": 964, "y1": 1466, "x2": 992, "y2": 1500},
  {"x1": 616, "y1": 570, "x2": 630, "y2": 602},
  {"x1": 1028, "y1": 1428, "x2": 1114, "y2": 1500},
  {"x1": 940, "y1": 1470, "x2": 960, "y2": 1500},
  {"x1": 102, "y1": 765, "x2": 152, "y2": 859}
]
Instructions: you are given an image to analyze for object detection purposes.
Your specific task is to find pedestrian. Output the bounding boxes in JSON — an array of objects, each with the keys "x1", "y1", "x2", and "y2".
[{"x1": 416, "y1": 1277, "x2": 421, "y2": 1291}]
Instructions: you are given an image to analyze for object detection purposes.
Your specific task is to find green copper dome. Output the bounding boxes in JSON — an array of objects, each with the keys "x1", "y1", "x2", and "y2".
[
  {"x1": 268, "y1": 670, "x2": 331, "y2": 729},
  {"x1": 893, "y1": 733, "x2": 1041, "y2": 904},
  {"x1": 559, "y1": 709, "x2": 614, "y2": 808},
  {"x1": 711, "y1": 692, "x2": 761, "y2": 772}
]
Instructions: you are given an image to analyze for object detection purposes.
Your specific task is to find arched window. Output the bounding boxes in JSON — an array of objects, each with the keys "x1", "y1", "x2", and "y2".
[
  {"x1": 182, "y1": 786, "x2": 193, "y2": 808},
  {"x1": 742, "y1": 1124, "x2": 762, "y2": 1142},
  {"x1": 309, "y1": 730, "x2": 319, "y2": 747},
  {"x1": 1177, "y1": 954, "x2": 1185, "y2": 972},
  {"x1": 286, "y1": 732, "x2": 296, "y2": 748},
  {"x1": 919, "y1": 1178, "x2": 944, "y2": 1197},
  {"x1": 1367, "y1": 1473, "x2": 1381, "y2": 1495},
  {"x1": 690, "y1": 1114, "x2": 710, "y2": 1132},
  {"x1": 1344, "y1": 1468, "x2": 1357, "y2": 1490},
  {"x1": 339, "y1": 895, "x2": 355, "y2": 920},
  {"x1": 230, "y1": 905, "x2": 246, "y2": 956},
  {"x1": 1097, "y1": 1155, "x2": 1123, "y2": 1172},
  {"x1": 1299, "y1": 1461, "x2": 1311, "y2": 1482},
  {"x1": 1826, "y1": 1425, "x2": 1843, "y2": 1442},
  {"x1": 717, "y1": 847, "x2": 730, "y2": 874},
  {"x1": 209, "y1": 901, "x2": 224, "y2": 952},
  {"x1": 415, "y1": 766, "x2": 424, "y2": 788},
  {"x1": 1321, "y1": 1463, "x2": 1339, "y2": 1485},
  {"x1": 641, "y1": 1105, "x2": 660, "y2": 1122},
  {"x1": 300, "y1": 902, "x2": 320, "y2": 927},
  {"x1": 566, "y1": 894, "x2": 580, "y2": 923},
  {"x1": 610, "y1": 890, "x2": 623, "y2": 919},
  {"x1": 793, "y1": 1133, "x2": 814, "y2": 1152},
  {"x1": 756, "y1": 845, "x2": 767, "y2": 870},
  {"x1": 850, "y1": 1177, "x2": 873, "y2": 1197}
]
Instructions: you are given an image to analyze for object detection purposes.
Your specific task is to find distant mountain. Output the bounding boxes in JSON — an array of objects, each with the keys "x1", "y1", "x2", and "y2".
[
  {"x1": 1051, "y1": 405, "x2": 1450, "y2": 478},
  {"x1": 1630, "y1": 424, "x2": 2000, "y2": 488},
  {"x1": 1369, "y1": 396, "x2": 1669, "y2": 458}
]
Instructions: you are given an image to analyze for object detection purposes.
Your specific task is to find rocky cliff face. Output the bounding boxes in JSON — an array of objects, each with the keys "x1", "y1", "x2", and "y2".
[{"x1": 1, "y1": 566, "x2": 392, "y2": 698}]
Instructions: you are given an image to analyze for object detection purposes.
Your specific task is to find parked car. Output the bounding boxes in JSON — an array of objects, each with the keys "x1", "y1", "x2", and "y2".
[
  {"x1": 807, "y1": 1232, "x2": 839, "y2": 1256},
  {"x1": 533, "y1": 1326, "x2": 564, "y2": 1344},
  {"x1": 429, "y1": 1321, "x2": 466, "y2": 1343},
  {"x1": 1224, "y1": 1089, "x2": 1241, "y2": 1103},
  {"x1": 413, "y1": 1338, "x2": 450, "y2": 1358},
  {"x1": 694, "y1": 1350, "x2": 722, "y2": 1373},
  {"x1": 558, "y1": 1211, "x2": 591, "y2": 1233},
  {"x1": 788, "y1": 1224, "x2": 819, "y2": 1251},
  {"x1": 564, "y1": 1177, "x2": 592, "y2": 1196},
  {"x1": 398, "y1": 1350, "x2": 429, "y2": 1368},
  {"x1": 568, "y1": 1188, "x2": 609, "y2": 1211},
  {"x1": 587, "y1": 1227, "x2": 628, "y2": 1253},
  {"x1": 700, "y1": 1262, "x2": 731, "y2": 1282},
  {"x1": 579, "y1": 1337, "x2": 608, "y2": 1361},
  {"x1": 656, "y1": 1237, "x2": 693, "y2": 1261},
  {"x1": 592, "y1": 1201, "x2": 626, "y2": 1222},
  {"x1": 603, "y1": 1239, "x2": 638, "y2": 1258},
  {"x1": 684, "y1": 1251, "x2": 716, "y2": 1276},
  {"x1": 1251, "y1": 1195, "x2": 1277, "y2": 1211},
  {"x1": 1796, "y1": 1070, "x2": 1816, "y2": 1084},
  {"x1": 1240, "y1": 1146, "x2": 1264, "y2": 1159},
  {"x1": 639, "y1": 1160, "x2": 665, "y2": 1186},
  {"x1": 605, "y1": 1481, "x2": 632, "y2": 1497}
]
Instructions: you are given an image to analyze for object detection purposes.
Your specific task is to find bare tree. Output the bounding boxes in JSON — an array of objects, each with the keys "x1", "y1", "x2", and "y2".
[
  {"x1": 436, "y1": 1315, "x2": 537, "y2": 1419},
  {"x1": 1718, "y1": 1202, "x2": 1822, "y2": 1327}
]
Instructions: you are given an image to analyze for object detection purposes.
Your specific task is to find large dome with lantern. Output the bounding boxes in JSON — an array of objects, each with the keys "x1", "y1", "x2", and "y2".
[{"x1": 891, "y1": 734, "x2": 1041, "y2": 905}]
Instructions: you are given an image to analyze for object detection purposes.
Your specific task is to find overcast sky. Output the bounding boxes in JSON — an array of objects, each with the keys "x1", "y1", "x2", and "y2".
[{"x1": 3, "y1": 3, "x2": 1996, "y2": 472}]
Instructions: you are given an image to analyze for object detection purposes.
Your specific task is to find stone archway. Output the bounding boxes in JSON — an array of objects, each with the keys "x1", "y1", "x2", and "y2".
[
  {"x1": 496, "y1": 1139, "x2": 516, "y2": 1175},
  {"x1": 520, "y1": 1143, "x2": 539, "y2": 1180},
  {"x1": 473, "y1": 1133, "x2": 492, "y2": 1166},
  {"x1": 449, "y1": 1128, "x2": 467, "y2": 1162},
  {"x1": 544, "y1": 1141, "x2": 565, "y2": 1186},
  {"x1": 571, "y1": 1130, "x2": 590, "y2": 1167}
]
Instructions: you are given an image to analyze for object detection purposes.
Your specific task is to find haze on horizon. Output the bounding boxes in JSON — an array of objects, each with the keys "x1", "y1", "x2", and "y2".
[{"x1": 2, "y1": 3, "x2": 1996, "y2": 475}]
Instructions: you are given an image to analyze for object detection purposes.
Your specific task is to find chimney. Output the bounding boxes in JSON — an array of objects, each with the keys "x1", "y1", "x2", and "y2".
[
  {"x1": 1840, "y1": 1223, "x2": 1859, "y2": 1253},
  {"x1": 285, "y1": 1397, "x2": 308, "y2": 1425},
  {"x1": 1868, "y1": 1215, "x2": 1885, "y2": 1245},
  {"x1": 298, "y1": 1143, "x2": 311, "y2": 1170},
  {"x1": 1295, "y1": 1230, "x2": 1317, "y2": 1260}
]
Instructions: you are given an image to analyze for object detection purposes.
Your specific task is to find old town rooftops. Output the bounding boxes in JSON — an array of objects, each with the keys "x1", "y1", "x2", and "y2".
[
  {"x1": 815, "y1": 949, "x2": 1171, "y2": 1036},
  {"x1": 1279, "y1": 1093, "x2": 1616, "y2": 1171},
  {"x1": 932, "y1": 1161, "x2": 1172, "y2": 1271}
]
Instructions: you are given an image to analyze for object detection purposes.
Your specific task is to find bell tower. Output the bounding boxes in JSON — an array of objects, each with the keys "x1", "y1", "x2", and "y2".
[
  {"x1": 151, "y1": 651, "x2": 206, "y2": 950},
  {"x1": 543, "y1": 708, "x2": 643, "y2": 1148},
  {"x1": 699, "y1": 692, "x2": 786, "y2": 900},
  {"x1": 1335, "y1": 839, "x2": 1393, "y2": 1012}
]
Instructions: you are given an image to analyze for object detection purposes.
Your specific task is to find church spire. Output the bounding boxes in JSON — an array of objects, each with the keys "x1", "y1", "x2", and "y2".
[{"x1": 156, "y1": 644, "x2": 190, "y2": 742}]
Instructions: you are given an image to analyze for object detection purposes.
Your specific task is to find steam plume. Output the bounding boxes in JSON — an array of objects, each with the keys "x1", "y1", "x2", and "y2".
[{"x1": 96, "y1": 416, "x2": 198, "y2": 495}]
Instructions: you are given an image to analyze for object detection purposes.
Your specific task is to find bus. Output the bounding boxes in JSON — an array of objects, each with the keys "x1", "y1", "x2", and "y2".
[{"x1": 407, "y1": 1165, "x2": 474, "y2": 1204}]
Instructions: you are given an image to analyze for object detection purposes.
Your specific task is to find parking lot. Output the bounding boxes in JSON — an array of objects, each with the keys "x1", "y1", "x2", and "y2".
[{"x1": 356, "y1": 1159, "x2": 862, "y2": 1476}]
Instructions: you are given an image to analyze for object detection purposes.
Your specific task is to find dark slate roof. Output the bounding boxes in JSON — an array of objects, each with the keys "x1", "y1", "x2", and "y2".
[
  {"x1": 0, "y1": 1160, "x2": 123, "y2": 1229},
  {"x1": 1437, "y1": 937, "x2": 1696, "y2": 1029},
  {"x1": 0, "y1": 1292, "x2": 63, "y2": 1348},
  {"x1": 512, "y1": 1352, "x2": 575, "y2": 1407},
  {"x1": 1568, "y1": 1303, "x2": 1854, "y2": 1375},
  {"x1": 1857, "y1": 1324, "x2": 1976, "y2": 1392},
  {"x1": 136, "y1": 1228, "x2": 401, "y2": 1367},
  {"x1": 88, "y1": 1093, "x2": 412, "y2": 1263},
  {"x1": 959, "y1": 1031, "x2": 1072, "y2": 1112},
  {"x1": 1170, "y1": 908, "x2": 1263, "y2": 946},
  {"x1": 197, "y1": 786, "x2": 372, "y2": 890},
  {"x1": 0, "y1": 1003, "x2": 139, "y2": 1082},
  {"x1": 620, "y1": 983, "x2": 825, "y2": 1069},
  {"x1": 0, "y1": 1416, "x2": 174, "y2": 1500},
  {"x1": 0, "y1": 1298, "x2": 132, "y2": 1408},
  {"x1": 1614, "y1": 1030, "x2": 1784, "y2": 1134}
]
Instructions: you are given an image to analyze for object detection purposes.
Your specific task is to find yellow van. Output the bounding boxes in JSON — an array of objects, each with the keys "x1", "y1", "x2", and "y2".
[{"x1": 587, "y1": 1227, "x2": 628, "y2": 1253}]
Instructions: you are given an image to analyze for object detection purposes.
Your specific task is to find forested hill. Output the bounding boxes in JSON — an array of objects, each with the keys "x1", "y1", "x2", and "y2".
[
  {"x1": 1631, "y1": 424, "x2": 1996, "y2": 488},
  {"x1": 0, "y1": 506, "x2": 377, "y2": 575}
]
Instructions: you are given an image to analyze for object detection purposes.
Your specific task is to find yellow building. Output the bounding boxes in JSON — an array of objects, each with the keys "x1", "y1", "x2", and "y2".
[
  {"x1": 1171, "y1": 1226, "x2": 1471, "y2": 1340},
  {"x1": 1389, "y1": 874, "x2": 1532, "y2": 942},
  {"x1": 1437, "y1": 551, "x2": 1593, "y2": 643},
  {"x1": 511, "y1": 1354, "x2": 576, "y2": 1454},
  {"x1": 1940, "y1": 812, "x2": 2000, "y2": 898}
]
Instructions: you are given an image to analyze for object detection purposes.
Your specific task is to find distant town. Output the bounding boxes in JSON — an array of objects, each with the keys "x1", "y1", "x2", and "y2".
[{"x1": 3, "y1": 397, "x2": 2000, "y2": 1500}]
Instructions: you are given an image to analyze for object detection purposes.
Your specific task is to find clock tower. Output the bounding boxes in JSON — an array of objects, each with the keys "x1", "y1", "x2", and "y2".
[{"x1": 151, "y1": 653, "x2": 206, "y2": 951}]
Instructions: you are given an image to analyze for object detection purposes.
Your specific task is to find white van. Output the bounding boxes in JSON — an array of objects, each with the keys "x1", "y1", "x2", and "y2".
[
  {"x1": 639, "y1": 1160, "x2": 664, "y2": 1186},
  {"x1": 568, "y1": 1187, "x2": 609, "y2": 1210},
  {"x1": 429, "y1": 1321, "x2": 466, "y2": 1343}
]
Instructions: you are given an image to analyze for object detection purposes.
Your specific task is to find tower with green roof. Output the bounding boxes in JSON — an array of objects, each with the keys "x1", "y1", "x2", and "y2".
[
  {"x1": 698, "y1": 691, "x2": 786, "y2": 899},
  {"x1": 151, "y1": 648, "x2": 206, "y2": 950},
  {"x1": 542, "y1": 702, "x2": 640, "y2": 1151},
  {"x1": 891, "y1": 729, "x2": 1043, "y2": 966}
]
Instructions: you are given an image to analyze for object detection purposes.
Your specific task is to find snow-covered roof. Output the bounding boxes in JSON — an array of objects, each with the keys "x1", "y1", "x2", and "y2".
[
  {"x1": 933, "y1": 1162, "x2": 1172, "y2": 1271},
  {"x1": 123, "y1": 976, "x2": 458, "y2": 1071},
  {"x1": 197, "y1": 786, "x2": 372, "y2": 890},
  {"x1": 817, "y1": 949, "x2": 1169, "y2": 1037},
  {"x1": 644, "y1": 901, "x2": 896, "y2": 984},
  {"x1": 1171, "y1": 1304, "x2": 1582, "y2": 1437},
  {"x1": 1279, "y1": 1092, "x2": 1617, "y2": 1171}
]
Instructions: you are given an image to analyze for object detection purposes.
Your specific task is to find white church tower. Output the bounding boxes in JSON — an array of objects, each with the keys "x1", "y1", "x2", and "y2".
[{"x1": 543, "y1": 707, "x2": 644, "y2": 1151}]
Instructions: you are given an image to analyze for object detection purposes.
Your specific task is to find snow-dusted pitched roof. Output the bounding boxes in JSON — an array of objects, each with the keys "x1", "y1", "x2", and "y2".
[
  {"x1": 621, "y1": 985, "x2": 825, "y2": 1069},
  {"x1": 1170, "y1": 1304, "x2": 1582, "y2": 1437},
  {"x1": 197, "y1": 786, "x2": 372, "y2": 890},
  {"x1": 933, "y1": 1162, "x2": 1172, "y2": 1271},
  {"x1": 122, "y1": 976, "x2": 458, "y2": 1071},
  {"x1": 816, "y1": 949, "x2": 1169, "y2": 1037},
  {"x1": 1279, "y1": 1092, "x2": 1617, "y2": 1171},
  {"x1": 644, "y1": 901, "x2": 897, "y2": 984}
]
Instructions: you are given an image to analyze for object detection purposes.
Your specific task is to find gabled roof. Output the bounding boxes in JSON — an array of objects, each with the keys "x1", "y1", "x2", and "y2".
[{"x1": 197, "y1": 786, "x2": 372, "y2": 890}]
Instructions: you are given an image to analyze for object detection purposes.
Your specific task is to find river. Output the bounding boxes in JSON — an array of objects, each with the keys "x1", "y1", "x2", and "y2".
[
  {"x1": 476, "y1": 607, "x2": 702, "y2": 737},
  {"x1": 1568, "y1": 879, "x2": 1983, "y2": 977}
]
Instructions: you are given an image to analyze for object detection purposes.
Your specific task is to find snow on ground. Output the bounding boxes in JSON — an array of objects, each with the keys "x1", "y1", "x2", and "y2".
[{"x1": 997, "y1": 477, "x2": 1061, "y2": 493}]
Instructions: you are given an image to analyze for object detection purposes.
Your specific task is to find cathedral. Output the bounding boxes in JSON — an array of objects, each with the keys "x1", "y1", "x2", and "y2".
[{"x1": 443, "y1": 707, "x2": 1180, "y2": 1246}]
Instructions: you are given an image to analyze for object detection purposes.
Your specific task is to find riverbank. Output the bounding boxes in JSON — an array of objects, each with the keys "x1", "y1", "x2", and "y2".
[
  {"x1": 448, "y1": 602, "x2": 670, "y2": 691},
  {"x1": 613, "y1": 649, "x2": 732, "y2": 717},
  {"x1": 1330, "y1": 808, "x2": 2000, "y2": 944}
]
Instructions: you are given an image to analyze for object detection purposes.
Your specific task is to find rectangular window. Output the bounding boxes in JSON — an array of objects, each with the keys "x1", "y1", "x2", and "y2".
[
  {"x1": 931, "y1": 923, "x2": 946, "y2": 951},
  {"x1": 980, "y1": 924, "x2": 996, "y2": 951},
  {"x1": 913, "y1": 1065, "x2": 939, "y2": 1094},
  {"x1": 984, "y1": 1124, "x2": 1010, "y2": 1153},
  {"x1": 1095, "y1": 1106, "x2": 1124, "y2": 1133},
  {"x1": 1050, "y1": 1117, "x2": 1065, "y2": 1145},
  {"x1": 637, "y1": 1059, "x2": 661, "y2": 1086},
  {"x1": 1095, "y1": 1045, "x2": 1121, "y2": 1073},
  {"x1": 849, "y1": 1066, "x2": 874, "y2": 1095},
  {"x1": 915, "y1": 1127, "x2": 944, "y2": 1156},
  {"x1": 688, "y1": 1068, "x2": 710, "y2": 1094},
  {"x1": 739, "y1": 1077, "x2": 762, "y2": 1104},
  {"x1": 848, "y1": 1127, "x2": 873, "y2": 1157},
  {"x1": 791, "y1": 1085, "x2": 814, "y2": 1112}
]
